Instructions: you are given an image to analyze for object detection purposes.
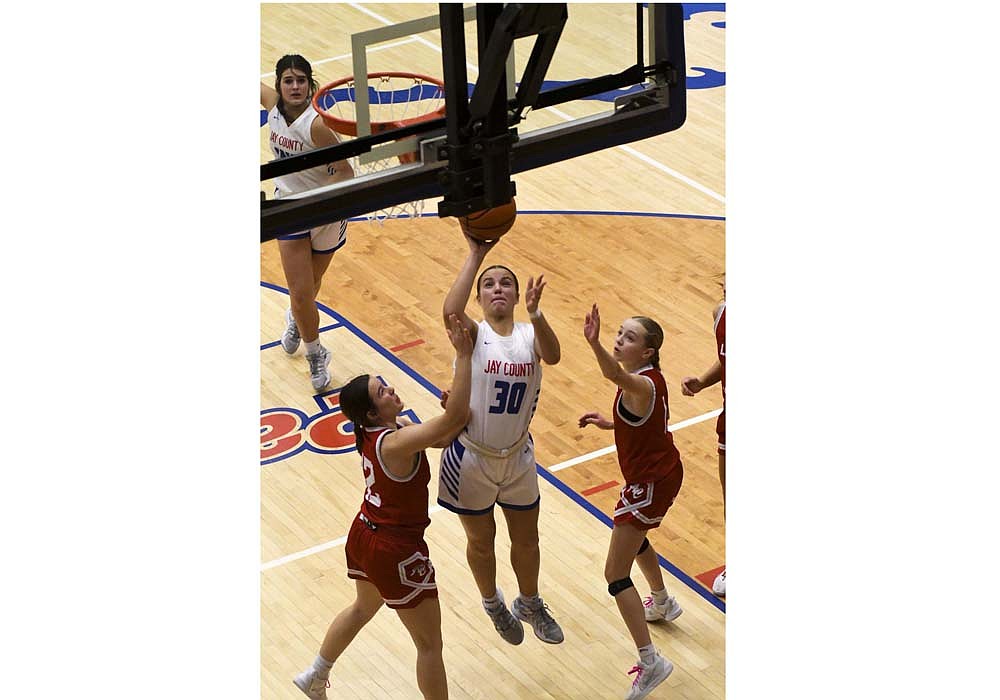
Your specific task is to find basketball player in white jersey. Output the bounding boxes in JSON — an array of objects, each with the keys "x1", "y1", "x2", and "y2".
[
  {"x1": 261, "y1": 54, "x2": 353, "y2": 391},
  {"x1": 437, "y1": 230, "x2": 565, "y2": 646}
]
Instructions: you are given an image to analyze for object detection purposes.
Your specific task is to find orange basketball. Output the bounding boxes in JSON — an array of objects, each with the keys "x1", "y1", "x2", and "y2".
[{"x1": 460, "y1": 198, "x2": 517, "y2": 241}]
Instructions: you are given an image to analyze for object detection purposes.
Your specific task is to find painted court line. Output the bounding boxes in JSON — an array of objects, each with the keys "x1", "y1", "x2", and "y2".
[
  {"x1": 342, "y1": 3, "x2": 723, "y2": 204},
  {"x1": 259, "y1": 38, "x2": 420, "y2": 78},
  {"x1": 581, "y1": 480, "x2": 619, "y2": 496},
  {"x1": 260, "y1": 322, "x2": 343, "y2": 352},
  {"x1": 548, "y1": 408, "x2": 722, "y2": 473},
  {"x1": 390, "y1": 338, "x2": 425, "y2": 352},
  {"x1": 259, "y1": 285, "x2": 726, "y2": 612},
  {"x1": 263, "y1": 505, "x2": 446, "y2": 571},
  {"x1": 262, "y1": 389, "x2": 721, "y2": 577}
]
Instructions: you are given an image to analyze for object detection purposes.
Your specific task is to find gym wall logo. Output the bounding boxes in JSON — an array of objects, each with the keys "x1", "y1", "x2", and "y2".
[{"x1": 261, "y1": 379, "x2": 419, "y2": 466}]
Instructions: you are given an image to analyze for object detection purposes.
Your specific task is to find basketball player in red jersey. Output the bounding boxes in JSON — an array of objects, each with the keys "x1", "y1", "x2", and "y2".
[
  {"x1": 578, "y1": 303, "x2": 682, "y2": 700},
  {"x1": 292, "y1": 315, "x2": 472, "y2": 700},
  {"x1": 681, "y1": 294, "x2": 726, "y2": 597}
]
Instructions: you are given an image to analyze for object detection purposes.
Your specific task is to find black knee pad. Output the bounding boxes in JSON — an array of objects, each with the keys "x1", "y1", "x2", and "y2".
[
  {"x1": 608, "y1": 577, "x2": 634, "y2": 597},
  {"x1": 637, "y1": 537, "x2": 650, "y2": 555}
]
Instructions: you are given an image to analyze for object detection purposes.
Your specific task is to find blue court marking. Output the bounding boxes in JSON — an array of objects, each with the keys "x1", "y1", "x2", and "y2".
[
  {"x1": 536, "y1": 467, "x2": 725, "y2": 613},
  {"x1": 339, "y1": 211, "x2": 726, "y2": 224},
  {"x1": 260, "y1": 321, "x2": 343, "y2": 351},
  {"x1": 260, "y1": 279, "x2": 725, "y2": 613}
]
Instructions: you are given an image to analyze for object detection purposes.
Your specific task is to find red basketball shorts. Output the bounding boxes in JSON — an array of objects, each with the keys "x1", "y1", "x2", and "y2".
[
  {"x1": 612, "y1": 465, "x2": 683, "y2": 531},
  {"x1": 344, "y1": 514, "x2": 438, "y2": 609}
]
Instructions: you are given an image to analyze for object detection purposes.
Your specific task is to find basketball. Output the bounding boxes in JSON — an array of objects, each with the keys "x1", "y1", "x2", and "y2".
[{"x1": 460, "y1": 198, "x2": 517, "y2": 241}]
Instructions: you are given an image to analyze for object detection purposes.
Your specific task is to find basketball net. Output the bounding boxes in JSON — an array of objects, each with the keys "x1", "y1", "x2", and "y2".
[{"x1": 313, "y1": 72, "x2": 446, "y2": 224}]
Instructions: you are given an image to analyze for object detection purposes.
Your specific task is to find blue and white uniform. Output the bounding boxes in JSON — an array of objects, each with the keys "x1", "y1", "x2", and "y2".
[
  {"x1": 267, "y1": 103, "x2": 347, "y2": 253},
  {"x1": 438, "y1": 320, "x2": 542, "y2": 514}
]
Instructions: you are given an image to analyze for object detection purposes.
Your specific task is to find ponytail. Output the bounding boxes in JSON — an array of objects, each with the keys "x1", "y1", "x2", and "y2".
[
  {"x1": 630, "y1": 316, "x2": 664, "y2": 370},
  {"x1": 340, "y1": 375, "x2": 376, "y2": 454}
]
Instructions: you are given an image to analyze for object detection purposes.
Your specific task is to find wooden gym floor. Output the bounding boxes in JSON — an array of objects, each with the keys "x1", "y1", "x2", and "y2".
[{"x1": 261, "y1": 4, "x2": 725, "y2": 699}]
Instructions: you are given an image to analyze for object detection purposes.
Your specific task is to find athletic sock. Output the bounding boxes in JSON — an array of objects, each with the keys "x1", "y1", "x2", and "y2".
[
  {"x1": 482, "y1": 591, "x2": 501, "y2": 609},
  {"x1": 638, "y1": 644, "x2": 657, "y2": 666},
  {"x1": 305, "y1": 339, "x2": 322, "y2": 356},
  {"x1": 312, "y1": 654, "x2": 333, "y2": 679},
  {"x1": 518, "y1": 593, "x2": 542, "y2": 609},
  {"x1": 650, "y1": 587, "x2": 668, "y2": 605}
]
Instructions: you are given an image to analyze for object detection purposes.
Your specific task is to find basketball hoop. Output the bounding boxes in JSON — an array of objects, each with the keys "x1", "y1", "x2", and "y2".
[{"x1": 313, "y1": 72, "x2": 446, "y2": 223}]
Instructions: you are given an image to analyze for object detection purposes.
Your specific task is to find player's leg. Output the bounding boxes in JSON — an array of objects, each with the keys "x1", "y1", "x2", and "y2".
[
  {"x1": 395, "y1": 597, "x2": 448, "y2": 700},
  {"x1": 605, "y1": 522, "x2": 652, "y2": 648},
  {"x1": 458, "y1": 511, "x2": 524, "y2": 645},
  {"x1": 278, "y1": 236, "x2": 331, "y2": 390},
  {"x1": 635, "y1": 536, "x2": 682, "y2": 623},
  {"x1": 495, "y1": 445, "x2": 563, "y2": 643},
  {"x1": 713, "y1": 447, "x2": 726, "y2": 597},
  {"x1": 503, "y1": 503, "x2": 565, "y2": 644},
  {"x1": 606, "y1": 523, "x2": 673, "y2": 699},
  {"x1": 307, "y1": 220, "x2": 345, "y2": 302},
  {"x1": 457, "y1": 512, "x2": 498, "y2": 598},
  {"x1": 294, "y1": 579, "x2": 383, "y2": 699},
  {"x1": 718, "y1": 448, "x2": 726, "y2": 507},
  {"x1": 634, "y1": 536, "x2": 665, "y2": 592},
  {"x1": 496, "y1": 443, "x2": 543, "y2": 597},
  {"x1": 310, "y1": 250, "x2": 334, "y2": 299},
  {"x1": 632, "y1": 471, "x2": 683, "y2": 622},
  {"x1": 278, "y1": 236, "x2": 321, "y2": 343},
  {"x1": 319, "y1": 579, "x2": 384, "y2": 661},
  {"x1": 500, "y1": 503, "x2": 539, "y2": 597},
  {"x1": 444, "y1": 446, "x2": 501, "y2": 597}
]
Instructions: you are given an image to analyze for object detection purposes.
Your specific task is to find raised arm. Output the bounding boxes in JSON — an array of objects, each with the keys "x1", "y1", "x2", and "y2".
[
  {"x1": 526, "y1": 274, "x2": 560, "y2": 365},
  {"x1": 442, "y1": 231, "x2": 499, "y2": 340},
  {"x1": 261, "y1": 82, "x2": 278, "y2": 111},
  {"x1": 379, "y1": 316, "x2": 472, "y2": 472},
  {"x1": 583, "y1": 303, "x2": 652, "y2": 408}
]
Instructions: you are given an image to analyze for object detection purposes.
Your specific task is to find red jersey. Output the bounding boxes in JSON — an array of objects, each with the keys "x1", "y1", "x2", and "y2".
[
  {"x1": 358, "y1": 426, "x2": 431, "y2": 541},
  {"x1": 715, "y1": 301, "x2": 726, "y2": 401},
  {"x1": 612, "y1": 366, "x2": 682, "y2": 484}
]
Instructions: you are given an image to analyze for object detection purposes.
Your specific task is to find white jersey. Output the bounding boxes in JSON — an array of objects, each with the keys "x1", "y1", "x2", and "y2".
[
  {"x1": 267, "y1": 103, "x2": 335, "y2": 197},
  {"x1": 465, "y1": 320, "x2": 542, "y2": 450}
]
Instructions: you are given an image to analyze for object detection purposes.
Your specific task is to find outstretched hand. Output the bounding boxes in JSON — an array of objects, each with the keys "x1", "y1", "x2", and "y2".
[
  {"x1": 681, "y1": 376, "x2": 702, "y2": 396},
  {"x1": 525, "y1": 274, "x2": 547, "y2": 314},
  {"x1": 578, "y1": 412, "x2": 613, "y2": 430},
  {"x1": 583, "y1": 303, "x2": 601, "y2": 344},
  {"x1": 445, "y1": 314, "x2": 473, "y2": 357},
  {"x1": 461, "y1": 227, "x2": 500, "y2": 257}
]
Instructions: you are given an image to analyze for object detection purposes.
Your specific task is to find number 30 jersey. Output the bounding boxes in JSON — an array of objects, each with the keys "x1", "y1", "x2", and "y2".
[{"x1": 466, "y1": 320, "x2": 542, "y2": 450}]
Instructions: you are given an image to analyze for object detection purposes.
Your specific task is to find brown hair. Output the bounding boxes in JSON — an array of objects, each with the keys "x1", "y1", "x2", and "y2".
[
  {"x1": 630, "y1": 316, "x2": 664, "y2": 370},
  {"x1": 475, "y1": 265, "x2": 519, "y2": 298},
  {"x1": 340, "y1": 374, "x2": 377, "y2": 454},
  {"x1": 274, "y1": 54, "x2": 319, "y2": 115}
]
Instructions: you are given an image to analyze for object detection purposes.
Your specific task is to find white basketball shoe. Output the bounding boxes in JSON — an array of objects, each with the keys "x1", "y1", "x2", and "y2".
[
  {"x1": 713, "y1": 569, "x2": 726, "y2": 597},
  {"x1": 624, "y1": 653, "x2": 673, "y2": 700},
  {"x1": 292, "y1": 668, "x2": 329, "y2": 700},
  {"x1": 281, "y1": 308, "x2": 301, "y2": 354},
  {"x1": 642, "y1": 595, "x2": 683, "y2": 623},
  {"x1": 306, "y1": 345, "x2": 331, "y2": 391}
]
